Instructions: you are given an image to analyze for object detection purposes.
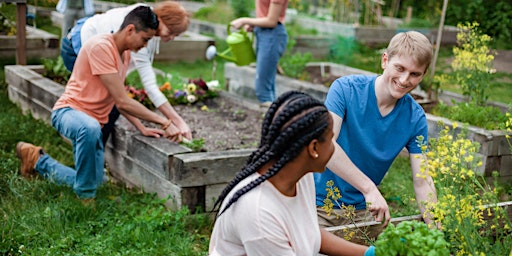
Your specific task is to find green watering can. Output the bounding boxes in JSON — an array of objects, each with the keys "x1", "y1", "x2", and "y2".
[{"x1": 205, "y1": 24, "x2": 256, "y2": 66}]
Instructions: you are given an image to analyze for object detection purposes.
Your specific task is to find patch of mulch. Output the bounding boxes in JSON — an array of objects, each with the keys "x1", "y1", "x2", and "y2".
[{"x1": 173, "y1": 94, "x2": 265, "y2": 152}]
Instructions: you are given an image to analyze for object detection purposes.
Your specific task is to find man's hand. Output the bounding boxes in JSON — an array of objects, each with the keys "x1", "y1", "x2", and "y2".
[
  {"x1": 174, "y1": 120, "x2": 192, "y2": 141},
  {"x1": 163, "y1": 123, "x2": 182, "y2": 142},
  {"x1": 364, "y1": 187, "x2": 391, "y2": 226},
  {"x1": 140, "y1": 127, "x2": 165, "y2": 138}
]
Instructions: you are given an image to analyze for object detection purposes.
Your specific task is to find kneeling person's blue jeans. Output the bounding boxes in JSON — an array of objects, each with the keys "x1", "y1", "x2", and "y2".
[
  {"x1": 60, "y1": 36, "x2": 77, "y2": 72},
  {"x1": 34, "y1": 107, "x2": 105, "y2": 199}
]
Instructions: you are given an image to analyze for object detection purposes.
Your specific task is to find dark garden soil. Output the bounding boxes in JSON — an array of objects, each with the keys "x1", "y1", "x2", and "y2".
[{"x1": 173, "y1": 95, "x2": 265, "y2": 152}]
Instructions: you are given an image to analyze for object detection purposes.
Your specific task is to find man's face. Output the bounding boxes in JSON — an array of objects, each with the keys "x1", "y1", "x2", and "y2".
[
  {"x1": 128, "y1": 28, "x2": 156, "y2": 52},
  {"x1": 381, "y1": 53, "x2": 428, "y2": 100}
]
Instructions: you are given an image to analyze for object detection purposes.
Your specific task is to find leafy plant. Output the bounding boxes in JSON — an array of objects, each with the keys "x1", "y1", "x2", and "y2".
[
  {"x1": 431, "y1": 101, "x2": 508, "y2": 130},
  {"x1": 0, "y1": 10, "x2": 16, "y2": 35},
  {"x1": 375, "y1": 220, "x2": 449, "y2": 256},
  {"x1": 42, "y1": 56, "x2": 71, "y2": 85},
  {"x1": 181, "y1": 138, "x2": 206, "y2": 152}
]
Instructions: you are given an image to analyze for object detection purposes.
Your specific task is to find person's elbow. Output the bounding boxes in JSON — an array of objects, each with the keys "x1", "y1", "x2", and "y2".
[{"x1": 114, "y1": 97, "x2": 133, "y2": 114}]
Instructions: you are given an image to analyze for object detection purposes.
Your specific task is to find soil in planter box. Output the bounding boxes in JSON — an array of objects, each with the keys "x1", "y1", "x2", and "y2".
[
  {"x1": 173, "y1": 96, "x2": 264, "y2": 152},
  {"x1": 303, "y1": 66, "x2": 340, "y2": 87}
]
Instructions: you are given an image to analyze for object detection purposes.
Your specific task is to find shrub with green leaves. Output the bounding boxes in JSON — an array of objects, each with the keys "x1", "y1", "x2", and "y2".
[
  {"x1": 375, "y1": 221, "x2": 449, "y2": 256},
  {"x1": 432, "y1": 101, "x2": 508, "y2": 130}
]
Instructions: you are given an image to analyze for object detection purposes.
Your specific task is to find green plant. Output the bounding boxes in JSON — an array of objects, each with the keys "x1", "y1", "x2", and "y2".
[
  {"x1": 279, "y1": 51, "x2": 312, "y2": 79},
  {"x1": 431, "y1": 101, "x2": 509, "y2": 130},
  {"x1": 193, "y1": 1, "x2": 235, "y2": 24},
  {"x1": 0, "y1": 10, "x2": 16, "y2": 35},
  {"x1": 42, "y1": 56, "x2": 71, "y2": 85},
  {"x1": 279, "y1": 37, "x2": 312, "y2": 79},
  {"x1": 419, "y1": 124, "x2": 512, "y2": 255},
  {"x1": 375, "y1": 220, "x2": 450, "y2": 256},
  {"x1": 181, "y1": 138, "x2": 206, "y2": 152},
  {"x1": 230, "y1": 0, "x2": 254, "y2": 18}
]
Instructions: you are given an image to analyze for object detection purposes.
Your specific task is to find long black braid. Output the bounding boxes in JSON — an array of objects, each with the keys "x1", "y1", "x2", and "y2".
[{"x1": 211, "y1": 91, "x2": 330, "y2": 216}]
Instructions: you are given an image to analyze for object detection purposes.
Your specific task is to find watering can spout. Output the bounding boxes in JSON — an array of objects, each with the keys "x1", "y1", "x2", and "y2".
[{"x1": 205, "y1": 45, "x2": 237, "y2": 63}]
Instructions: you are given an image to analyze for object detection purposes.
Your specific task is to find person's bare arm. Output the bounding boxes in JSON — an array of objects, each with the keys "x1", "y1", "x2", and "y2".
[
  {"x1": 99, "y1": 73, "x2": 182, "y2": 142},
  {"x1": 326, "y1": 112, "x2": 391, "y2": 226},
  {"x1": 410, "y1": 153, "x2": 439, "y2": 227},
  {"x1": 122, "y1": 113, "x2": 164, "y2": 138},
  {"x1": 319, "y1": 229, "x2": 369, "y2": 256},
  {"x1": 230, "y1": 1, "x2": 283, "y2": 30}
]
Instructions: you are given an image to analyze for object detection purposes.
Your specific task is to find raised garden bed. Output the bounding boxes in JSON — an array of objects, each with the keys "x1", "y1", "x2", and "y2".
[
  {"x1": 224, "y1": 62, "x2": 512, "y2": 180},
  {"x1": 0, "y1": 25, "x2": 59, "y2": 60},
  {"x1": 327, "y1": 201, "x2": 512, "y2": 246},
  {"x1": 5, "y1": 64, "x2": 267, "y2": 212}
]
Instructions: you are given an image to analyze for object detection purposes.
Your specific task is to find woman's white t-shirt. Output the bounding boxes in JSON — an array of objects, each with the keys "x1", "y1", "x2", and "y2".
[{"x1": 209, "y1": 172, "x2": 321, "y2": 256}]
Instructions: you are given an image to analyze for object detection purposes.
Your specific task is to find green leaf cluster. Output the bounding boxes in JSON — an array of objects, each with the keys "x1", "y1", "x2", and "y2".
[
  {"x1": 42, "y1": 56, "x2": 71, "y2": 85},
  {"x1": 431, "y1": 101, "x2": 509, "y2": 130},
  {"x1": 375, "y1": 221, "x2": 449, "y2": 256}
]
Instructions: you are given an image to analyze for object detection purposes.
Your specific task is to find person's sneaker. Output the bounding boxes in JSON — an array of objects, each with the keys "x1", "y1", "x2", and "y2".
[
  {"x1": 80, "y1": 198, "x2": 96, "y2": 208},
  {"x1": 15, "y1": 142, "x2": 42, "y2": 179}
]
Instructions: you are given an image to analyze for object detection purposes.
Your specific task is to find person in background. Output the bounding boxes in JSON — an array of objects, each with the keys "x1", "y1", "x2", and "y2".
[
  {"x1": 60, "y1": 1, "x2": 191, "y2": 145},
  {"x1": 209, "y1": 91, "x2": 376, "y2": 256},
  {"x1": 230, "y1": 0, "x2": 288, "y2": 107},
  {"x1": 314, "y1": 31, "x2": 439, "y2": 228},
  {"x1": 56, "y1": 0, "x2": 94, "y2": 39},
  {"x1": 16, "y1": 6, "x2": 180, "y2": 204}
]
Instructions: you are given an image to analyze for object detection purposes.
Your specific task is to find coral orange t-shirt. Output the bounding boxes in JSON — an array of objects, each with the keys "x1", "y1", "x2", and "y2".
[
  {"x1": 53, "y1": 33, "x2": 130, "y2": 126},
  {"x1": 256, "y1": 0, "x2": 289, "y2": 24}
]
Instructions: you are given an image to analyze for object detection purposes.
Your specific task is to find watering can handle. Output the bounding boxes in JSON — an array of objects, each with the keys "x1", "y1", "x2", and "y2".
[{"x1": 227, "y1": 24, "x2": 254, "y2": 42}]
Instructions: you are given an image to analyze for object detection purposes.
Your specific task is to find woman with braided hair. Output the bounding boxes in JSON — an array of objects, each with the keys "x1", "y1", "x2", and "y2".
[{"x1": 209, "y1": 91, "x2": 375, "y2": 256}]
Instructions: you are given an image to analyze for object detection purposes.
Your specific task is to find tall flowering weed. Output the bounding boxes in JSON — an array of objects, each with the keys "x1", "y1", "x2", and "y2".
[
  {"x1": 450, "y1": 22, "x2": 495, "y2": 105},
  {"x1": 419, "y1": 123, "x2": 512, "y2": 256}
]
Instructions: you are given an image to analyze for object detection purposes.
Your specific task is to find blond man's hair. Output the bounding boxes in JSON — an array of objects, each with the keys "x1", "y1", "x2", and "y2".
[
  {"x1": 386, "y1": 31, "x2": 433, "y2": 72},
  {"x1": 154, "y1": 1, "x2": 190, "y2": 36}
]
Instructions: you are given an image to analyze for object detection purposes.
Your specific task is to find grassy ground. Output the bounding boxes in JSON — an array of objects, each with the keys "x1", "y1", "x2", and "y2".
[{"x1": 0, "y1": 59, "x2": 214, "y2": 255}]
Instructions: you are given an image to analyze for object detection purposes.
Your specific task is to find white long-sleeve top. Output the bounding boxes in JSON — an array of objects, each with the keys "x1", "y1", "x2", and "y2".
[{"x1": 80, "y1": 3, "x2": 168, "y2": 108}]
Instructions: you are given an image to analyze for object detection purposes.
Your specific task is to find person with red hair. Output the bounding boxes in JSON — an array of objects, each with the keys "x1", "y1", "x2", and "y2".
[{"x1": 61, "y1": 1, "x2": 191, "y2": 144}]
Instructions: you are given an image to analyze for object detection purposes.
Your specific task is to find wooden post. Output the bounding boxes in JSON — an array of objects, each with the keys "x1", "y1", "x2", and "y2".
[
  {"x1": 1, "y1": 0, "x2": 28, "y2": 65},
  {"x1": 405, "y1": 6, "x2": 413, "y2": 24}
]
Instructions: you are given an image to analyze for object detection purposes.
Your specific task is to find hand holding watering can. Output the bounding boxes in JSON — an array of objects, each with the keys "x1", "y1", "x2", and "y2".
[{"x1": 205, "y1": 23, "x2": 256, "y2": 66}]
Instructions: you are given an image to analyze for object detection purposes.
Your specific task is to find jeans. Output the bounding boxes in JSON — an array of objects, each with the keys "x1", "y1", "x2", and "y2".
[
  {"x1": 34, "y1": 107, "x2": 105, "y2": 199},
  {"x1": 254, "y1": 23, "x2": 288, "y2": 103},
  {"x1": 60, "y1": 17, "x2": 89, "y2": 72},
  {"x1": 60, "y1": 36, "x2": 77, "y2": 72}
]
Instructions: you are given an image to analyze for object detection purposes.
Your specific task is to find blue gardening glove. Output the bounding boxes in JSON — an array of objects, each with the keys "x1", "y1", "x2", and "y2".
[{"x1": 364, "y1": 245, "x2": 376, "y2": 256}]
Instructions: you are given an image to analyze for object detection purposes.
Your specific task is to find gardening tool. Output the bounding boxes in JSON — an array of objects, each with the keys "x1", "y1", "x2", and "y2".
[{"x1": 205, "y1": 24, "x2": 256, "y2": 66}]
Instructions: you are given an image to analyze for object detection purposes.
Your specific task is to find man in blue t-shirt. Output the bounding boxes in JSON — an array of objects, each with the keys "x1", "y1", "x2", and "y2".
[{"x1": 314, "y1": 31, "x2": 438, "y2": 228}]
